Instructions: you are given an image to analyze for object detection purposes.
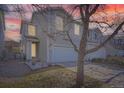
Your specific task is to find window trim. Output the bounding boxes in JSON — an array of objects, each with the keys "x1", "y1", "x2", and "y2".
[
  {"x1": 28, "y1": 24, "x2": 36, "y2": 36},
  {"x1": 55, "y1": 16, "x2": 64, "y2": 31}
]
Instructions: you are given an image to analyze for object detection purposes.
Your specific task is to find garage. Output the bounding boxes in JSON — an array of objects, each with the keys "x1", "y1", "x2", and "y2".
[{"x1": 51, "y1": 46, "x2": 78, "y2": 63}]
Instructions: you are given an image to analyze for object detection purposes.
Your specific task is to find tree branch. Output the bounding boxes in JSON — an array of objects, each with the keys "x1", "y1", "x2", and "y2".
[
  {"x1": 89, "y1": 20, "x2": 114, "y2": 27},
  {"x1": 86, "y1": 21, "x2": 124, "y2": 54},
  {"x1": 79, "y1": 5, "x2": 85, "y2": 21},
  {"x1": 65, "y1": 31, "x2": 79, "y2": 53},
  {"x1": 86, "y1": 5, "x2": 90, "y2": 17},
  {"x1": 89, "y1": 5, "x2": 100, "y2": 16}
]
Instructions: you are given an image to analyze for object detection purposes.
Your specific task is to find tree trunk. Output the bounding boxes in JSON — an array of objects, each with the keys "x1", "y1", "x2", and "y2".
[
  {"x1": 76, "y1": 54, "x2": 85, "y2": 87},
  {"x1": 76, "y1": 21, "x2": 89, "y2": 87},
  {"x1": 76, "y1": 48, "x2": 86, "y2": 87},
  {"x1": 75, "y1": 6, "x2": 89, "y2": 87}
]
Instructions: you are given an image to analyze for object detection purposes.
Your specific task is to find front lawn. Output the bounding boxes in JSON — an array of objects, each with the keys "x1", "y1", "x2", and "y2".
[{"x1": 0, "y1": 66, "x2": 108, "y2": 88}]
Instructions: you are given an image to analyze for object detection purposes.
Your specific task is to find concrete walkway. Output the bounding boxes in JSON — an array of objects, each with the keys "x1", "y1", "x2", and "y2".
[
  {"x1": 0, "y1": 61, "x2": 31, "y2": 77},
  {"x1": 66, "y1": 63, "x2": 124, "y2": 87}
]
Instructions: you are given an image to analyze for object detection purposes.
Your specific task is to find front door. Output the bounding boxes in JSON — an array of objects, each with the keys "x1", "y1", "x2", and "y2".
[{"x1": 31, "y1": 43, "x2": 37, "y2": 58}]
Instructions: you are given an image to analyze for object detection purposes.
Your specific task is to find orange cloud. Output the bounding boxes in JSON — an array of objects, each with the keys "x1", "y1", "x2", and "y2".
[
  {"x1": 5, "y1": 18, "x2": 21, "y2": 25},
  {"x1": 104, "y1": 4, "x2": 124, "y2": 13}
]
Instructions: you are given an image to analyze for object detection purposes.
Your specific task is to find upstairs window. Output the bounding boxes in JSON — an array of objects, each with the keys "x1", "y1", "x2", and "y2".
[
  {"x1": 28, "y1": 25, "x2": 36, "y2": 36},
  {"x1": 74, "y1": 24, "x2": 80, "y2": 35},
  {"x1": 55, "y1": 16, "x2": 63, "y2": 31}
]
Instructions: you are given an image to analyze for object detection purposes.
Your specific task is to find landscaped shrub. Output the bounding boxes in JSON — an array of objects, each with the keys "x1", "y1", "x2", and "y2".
[
  {"x1": 91, "y1": 58, "x2": 105, "y2": 63},
  {"x1": 106, "y1": 57, "x2": 124, "y2": 66},
  {"x1": 92, "y1": 56, "x2": 124, "y2": 66}
]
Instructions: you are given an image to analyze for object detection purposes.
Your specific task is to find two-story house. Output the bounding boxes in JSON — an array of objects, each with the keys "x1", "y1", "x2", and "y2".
[{"x1": 21, "y1": 7, "x2": 107, "y2": 65}]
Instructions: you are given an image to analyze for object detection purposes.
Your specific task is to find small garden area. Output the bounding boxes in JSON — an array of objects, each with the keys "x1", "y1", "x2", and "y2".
[{"x1": 0, "y1": 66, "x2": 108, "y2": 88}]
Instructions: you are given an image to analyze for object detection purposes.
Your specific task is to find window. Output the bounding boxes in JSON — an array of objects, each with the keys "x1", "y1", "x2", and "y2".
[
  {"x1": 74, "y1": 24, "x2": 80, "y2": 35},
  {"x1": 28, "y1": 25, "x2": 36, "y2": 36},
  {"x1": 55, "y1": 16, "x2": 63, "y2": 31}
]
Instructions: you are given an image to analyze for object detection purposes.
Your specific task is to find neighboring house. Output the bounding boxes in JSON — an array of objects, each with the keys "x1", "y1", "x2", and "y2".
[
  {"x1": 0, "y1": 6, "x2": 5, "y2": 60},
  {"x1": 105, "y1": 35, "x2": 124, "y2": 57},
  {"x1": 5, "y1": 41, "x2": 21, "y2": 59},
  {"x1": 21, "y1": 7, "x2": 107, "y2": 64},
  {"x1": 86, "y1": 28, "x2": 107, "y2": 60}
]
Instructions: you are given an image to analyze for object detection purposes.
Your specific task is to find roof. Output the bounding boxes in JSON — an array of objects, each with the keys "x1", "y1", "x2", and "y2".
[
  {"x1": 32, "y1": 7, "x2": 73, "y2": 20},
  {"x1": 89, "y1": 28, "x2": 103, "y2": 35},
  {"x1": 5, "y1": 41, "x2": 20, "y2": 47},
  {"x1": 0, "y1": 5, "x2": 8, "y2": 11}
]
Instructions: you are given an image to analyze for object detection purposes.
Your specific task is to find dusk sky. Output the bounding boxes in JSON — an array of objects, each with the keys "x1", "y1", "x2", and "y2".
[
  {"x1": 5, "y1": 17, "x2": 21, "y2": 41},
  {"x1": 5, "y1": 4, "x2": 124, "y2": 42}
]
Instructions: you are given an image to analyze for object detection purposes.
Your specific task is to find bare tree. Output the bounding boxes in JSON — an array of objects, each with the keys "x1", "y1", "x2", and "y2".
[{"x1": 69, "y1": 5, "x2": 124, "y2": 87}]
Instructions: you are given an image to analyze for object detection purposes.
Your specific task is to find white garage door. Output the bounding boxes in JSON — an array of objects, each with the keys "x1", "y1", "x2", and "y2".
[{"x1": 51, "y1": 46, "x2": 78, "y2": 62}]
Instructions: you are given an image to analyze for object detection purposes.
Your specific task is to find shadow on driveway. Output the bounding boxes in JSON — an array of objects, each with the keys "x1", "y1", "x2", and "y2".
[{"x1": 0, "y1": 61, "x2": 31, "y2": 77}]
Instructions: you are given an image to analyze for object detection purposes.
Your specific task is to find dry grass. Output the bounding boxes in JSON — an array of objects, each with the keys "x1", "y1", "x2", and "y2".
[{"x1": 0, "y1": 66, "x2": 108, "y2": 88}]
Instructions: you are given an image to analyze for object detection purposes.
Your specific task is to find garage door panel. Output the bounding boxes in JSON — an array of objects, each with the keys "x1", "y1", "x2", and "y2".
[{"x1": 51, "y1": 47, "x2": 77, "y2": 62}]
